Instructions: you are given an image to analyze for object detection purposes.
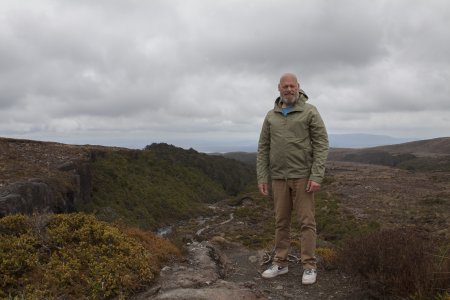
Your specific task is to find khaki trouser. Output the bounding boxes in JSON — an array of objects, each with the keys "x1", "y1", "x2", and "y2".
[{"x1": 271, "y1": 178, "x2": 317, "y2": 269}]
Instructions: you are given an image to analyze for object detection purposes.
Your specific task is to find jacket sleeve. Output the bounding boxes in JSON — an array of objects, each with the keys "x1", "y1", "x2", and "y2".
[
  {"x1": 256, "y1": 114, "x2": 271, "y2": 184},
  {"x1": 308, "y1": 107, "x2": 329, "y2": 184}
]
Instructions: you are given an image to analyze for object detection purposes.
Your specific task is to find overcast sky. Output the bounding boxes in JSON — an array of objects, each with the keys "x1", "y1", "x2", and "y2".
[{"x1": 1, "y1": 0, "x2": 449, "y2": 152}]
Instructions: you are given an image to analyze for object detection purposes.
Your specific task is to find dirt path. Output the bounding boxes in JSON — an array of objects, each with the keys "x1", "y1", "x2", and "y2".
[
  {"x1": 133, "y1": 197, "x2": 367, "y2": 299},
  {"x1": 133, "y1": 238, "x2": 365, "y2": 300}
]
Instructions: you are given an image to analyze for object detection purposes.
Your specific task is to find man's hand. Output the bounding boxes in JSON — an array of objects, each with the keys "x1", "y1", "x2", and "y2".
[
  {"x1": 306, "y1": 180, "x2": 321, "y2": 193},
  {"x1": 258, "y1": 183, "x2": 269, "y2": 196}
]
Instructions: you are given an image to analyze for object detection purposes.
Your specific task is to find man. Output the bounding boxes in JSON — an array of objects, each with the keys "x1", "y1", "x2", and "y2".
[{"x1": 257, "y1": 73, "x2": 329, "y2": 285}]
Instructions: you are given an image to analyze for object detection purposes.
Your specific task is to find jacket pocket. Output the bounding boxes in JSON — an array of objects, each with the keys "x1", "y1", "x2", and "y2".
[{"x1": 287, "y1": 138, "x2": 312, "y2": 168}]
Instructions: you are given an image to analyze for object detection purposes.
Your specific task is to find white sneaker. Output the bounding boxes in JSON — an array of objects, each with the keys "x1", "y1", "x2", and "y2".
[
  {"x1": 302, "y1": 268, "x2": 317, "y2": 284},
  {"x1": 261, "y1": 264, "x2": 288, "y2": 278}
]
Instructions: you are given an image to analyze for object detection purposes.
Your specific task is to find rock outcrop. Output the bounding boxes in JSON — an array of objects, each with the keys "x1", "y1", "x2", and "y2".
[
  {"x1": 0, "y1": 137, "x2": 107, "y2": 217},
  {"x1": 0, "y1": 179, "x2": 73, "y2": 216},
  {"x1": 0, "y1": 161, "x2": 93, "y2": 217},
  {"x1": 133, "y1": 241, "x2": 266, "y2": 300}
]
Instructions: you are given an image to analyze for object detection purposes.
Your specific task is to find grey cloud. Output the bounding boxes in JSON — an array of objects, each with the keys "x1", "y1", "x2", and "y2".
[{"x1": 0, "y1": 0, "x2": 449, "y2": 151}]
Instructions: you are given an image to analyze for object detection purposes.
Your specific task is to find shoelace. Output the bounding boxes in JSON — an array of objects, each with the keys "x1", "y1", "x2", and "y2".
[{"x1": 271, "y1": 265, "x2": 284, "y2": 271}]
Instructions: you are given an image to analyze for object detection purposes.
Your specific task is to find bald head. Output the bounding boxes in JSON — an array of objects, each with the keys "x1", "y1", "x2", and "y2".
[
  {"x1": 278, "y1": 73, "x2": 300, "y2": 106},
  {"x1": 279, "y1": 73, "x2": 299, "y2": 85}
]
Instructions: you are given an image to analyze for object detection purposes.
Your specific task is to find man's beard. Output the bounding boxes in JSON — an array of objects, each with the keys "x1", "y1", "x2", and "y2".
[{"x1": 281, "y1": 94, "x2": 298, "y2": 106}]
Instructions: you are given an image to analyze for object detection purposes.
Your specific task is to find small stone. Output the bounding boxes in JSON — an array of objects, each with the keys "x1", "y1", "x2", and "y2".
[
  {"x1": 243, "y1": 281, "x2": 256, "y2": 288},
  {"x1": 210, "y1": 236, "x2": 227, "y2": 245},
  {"x1": 248, "y1": 256, "x2": 258, "y2": 263},
  {"x1": 275, "y1": 285, "x2": 283, "y2": 290},
  {"x1": 161, "y1": 266, "x2": 171, "y2": 272}
]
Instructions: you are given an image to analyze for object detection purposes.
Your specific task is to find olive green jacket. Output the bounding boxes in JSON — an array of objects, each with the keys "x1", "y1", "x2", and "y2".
[{"x1": 257, "y1": 90, "x2": 329, "y2": 184}]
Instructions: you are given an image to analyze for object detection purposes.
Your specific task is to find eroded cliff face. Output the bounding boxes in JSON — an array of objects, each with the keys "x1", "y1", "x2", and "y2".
[
  {"x1": 0, "y1": 162, "x2": 93, "y2": 217},
  {"x1": 0, "y1": 137, "x2": 115, "y2": 217},
  {"x1": 0, "y1": 179, "x2": 74, "y2": 216}
]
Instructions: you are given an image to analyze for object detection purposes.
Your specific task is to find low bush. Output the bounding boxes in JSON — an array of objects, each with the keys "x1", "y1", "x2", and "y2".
[
  {"x1": 317, "y1": 247, "x2": 337, "y2": 264},
  {"x1": 337, "y1": 227, "x2": 450, "y2": 299},
  {"x1": 0, "y1": 213, "x2": 179, "y2": 299}
]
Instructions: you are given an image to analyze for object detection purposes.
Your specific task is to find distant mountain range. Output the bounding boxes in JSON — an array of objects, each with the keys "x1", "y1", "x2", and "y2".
[
  {"x1": 209, "y1": 134, "x2": 417, "y2": 153},
  {"x1": 218, "y1": 137, "x2": 450, "y2": 172},
  {"x1": 328, "y1": 134, "x2": 416, "y2": 148},
  {"x1": 328, "y1": 137, "x2": 450, "y2": 159},
  {"x1": 328, "y1": 137, "x2": 450, "y2": 171}
]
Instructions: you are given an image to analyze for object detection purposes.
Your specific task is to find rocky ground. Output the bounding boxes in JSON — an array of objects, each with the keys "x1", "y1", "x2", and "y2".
[
  {"x1": 0, "y1": 137, "x2": 95, "y2": 185},
  {"x1": 133, "y1": 240, "x2": 364, "y2": 300},
  {"x1": 132, "y1": 198, "x2": 362, "y2": 299},
  {"x1": 133, "y1": 221, "x2": 375, "y2": 300}
]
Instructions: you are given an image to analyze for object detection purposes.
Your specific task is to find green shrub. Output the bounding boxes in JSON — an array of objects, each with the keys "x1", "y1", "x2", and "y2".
[{"x1": 0, "y1": 213, "x2": 179, "y2": 299}]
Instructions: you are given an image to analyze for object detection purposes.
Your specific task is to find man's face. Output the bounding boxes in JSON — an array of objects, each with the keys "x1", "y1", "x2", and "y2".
[{"x1": 278, "y1": 76, "x2": 299, "y2": 105}]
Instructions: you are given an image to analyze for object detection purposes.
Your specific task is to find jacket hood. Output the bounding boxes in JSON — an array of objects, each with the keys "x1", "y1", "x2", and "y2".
[{"x1": 274, "y1": 89, "x2": 308, "y2": 108}]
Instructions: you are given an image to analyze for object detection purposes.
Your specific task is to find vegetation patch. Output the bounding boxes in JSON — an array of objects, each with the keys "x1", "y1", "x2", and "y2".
[
  {"x1": 78, "y1": 145, "x2": 256, "y2": 230},
  {"x1": 314, "y1": 190, "x2": 380, "y2": 243},
  {"x1": 339, "y1": 149, "x2": 450, "y2": 172},
  {"x1": 342, "y1": 151, "x2": 416, "y2": 167},
  {"x1": 0, "y1": 213, "x2": 179, "y2": 299},
  {"x1": 337, "y1": 227, "x2": 450, "y2": 299},
  {"x1": 218, "y1": 180, "x2": 379, "y2": 250},
  {"x1": 233, "y1": 209, "x2": 275, "y2": 249},
  {"x1": 79, "y1": 150, "x2": 223, "y2": 229},
  {"x1": 316, "y1": 247, "x2": 338, "y2": 270},
  {"x1": 397, "y1": 156, "x2": 450, "y2": 172},
  {"x1": 145, "y1": 143, "x2": 256, "y2": 196},
  {"x1": 420, "y1": 193, "x2": 449, "y2": 206}
]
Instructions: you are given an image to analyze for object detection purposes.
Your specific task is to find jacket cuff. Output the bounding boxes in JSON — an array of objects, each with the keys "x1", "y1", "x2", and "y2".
[
  {"x1": 308, "y1": 175, "x2": 323, "y2": 184},
  {"x1": 257, "y1": 177, "x2": 269, "y2": 184}
]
